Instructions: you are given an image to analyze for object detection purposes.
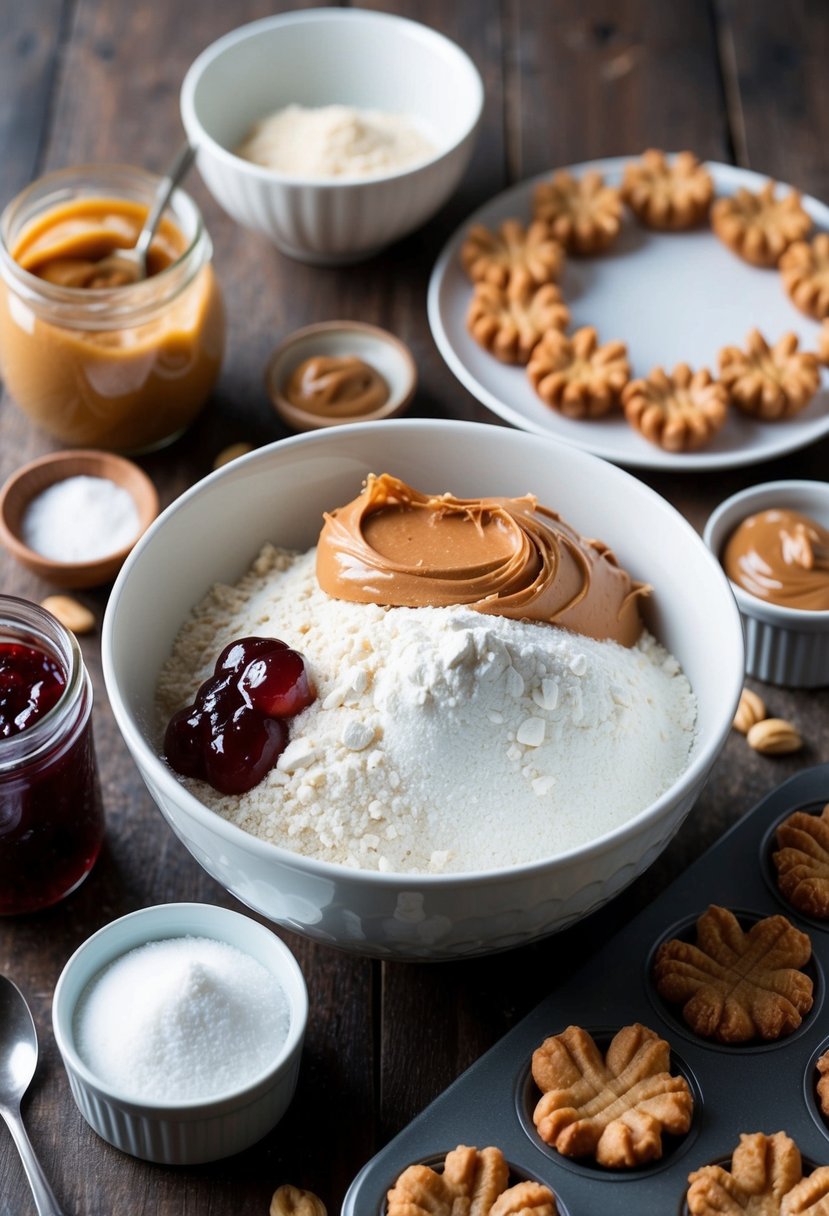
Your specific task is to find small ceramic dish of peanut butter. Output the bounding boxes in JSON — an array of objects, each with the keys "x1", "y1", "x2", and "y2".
[
  {"x1": 704, "y1": 479, "x2": 829, "y2": 688},
  {"x1": 266, "y1": 320, "x2": 417, "y2": 432}
]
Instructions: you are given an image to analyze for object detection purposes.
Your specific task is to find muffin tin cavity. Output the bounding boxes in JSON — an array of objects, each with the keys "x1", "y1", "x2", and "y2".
[
  {"x1": 678, "y1": 1153, "x2": 825, "y2": 1216},
  {"x1": 804, "y1": 1036, "x2": 829, "y2": 1144},
  {"x1": 515, "y1": 1031, "x2": 703, "y2": 1181},
  {"x1": 645, "y1": 907, "x2": 823, "y2": 1053},
  {"x1": 761, "y1": 801, "x2": 829, "y2": 930},
  {"x1": 379, "y1": 1151, "x2": 569, "y2": 1216}
]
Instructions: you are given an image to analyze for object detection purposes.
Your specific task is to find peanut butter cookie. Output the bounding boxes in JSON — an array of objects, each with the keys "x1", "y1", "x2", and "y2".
[
  {"x1": 460, "y1": 219, "x2": 565, "y2": 289},
  {"x1": 687, "y1": 1131, "x2": 804, "y2": 1215},
  {"x1": 467, "y1": 272, "x2": 570, "y2": 364},
  {"x1": 532, "y1": 169, "x2": 623, "y2": 254},
  {"x1": 527, "y1": 326, "x2": 629, "y2": 417},
  {"x1": 386, "y1": 1145, "x2": 557, "y2": 1216},
  {"x1": 622, "y1": 364, "x2": 727, "y2": 452},
  {"x1": 774, "y1": 804, "x2": 829, "y2": 919},
  {"x1": 719, "y1": 329, "x2": 820, "y2": 420},
  {"x1": 653, "y1": 904, "x2": 814, "y2": 1043},
  {"x1": 621, "y1": 149, "x2": 713, "y2": 230},
  {"x1": 781, "y1": 234, "x2": 829, "y2": 319},
  {"x1": 532, "y1": 1022, "x2": 693, "y2": 1168},
  {"x1": 711, "y1": 181, "x2": 811, "y2": 267}
]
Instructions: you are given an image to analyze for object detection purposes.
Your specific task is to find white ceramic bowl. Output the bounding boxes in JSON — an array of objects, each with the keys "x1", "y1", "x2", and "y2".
[
  {"x1": 180, "y1": 9, "x2": 484, "y2": 264},
  {"x1": 704, "y1": 479, "x2": 829, "y2": 687},
  {"x1": 52, "y1": 903, "x2": 307, "y2": 1164},
  {"x1": 102, "y1": 420, "x2": 744, "y2": 961}
]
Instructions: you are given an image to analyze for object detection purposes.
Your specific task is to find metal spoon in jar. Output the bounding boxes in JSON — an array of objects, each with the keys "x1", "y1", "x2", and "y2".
[
  {"x1": 92, "y1": 141, "x2": 196, "y2": 285},
  {"x1": 0, "y1": 976, "x2": 66, "y2": 1216}
]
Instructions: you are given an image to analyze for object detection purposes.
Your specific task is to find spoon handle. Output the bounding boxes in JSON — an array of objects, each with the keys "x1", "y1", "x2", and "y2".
[
  {"x1": 135, "y1": 141, "x2": 197, "y2": 261},
  {"x1": 0, "y1": 1103, "x2": 66, "y2": 1216}
]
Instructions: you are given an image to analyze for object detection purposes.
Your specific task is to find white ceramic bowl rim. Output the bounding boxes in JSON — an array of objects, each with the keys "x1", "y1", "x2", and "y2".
[
  {"x1": 704, "y1": 479, "x2": 829, "y2": 626},
  {"x1": 52, "y1": 902, "x2": 308, "y2": 1113},
  {"x1": 180, "y1": 7, "x2": 485, "y2": 188},
  {"x1": 103, "y1": 419, "x2": 744, "y2": 890}
]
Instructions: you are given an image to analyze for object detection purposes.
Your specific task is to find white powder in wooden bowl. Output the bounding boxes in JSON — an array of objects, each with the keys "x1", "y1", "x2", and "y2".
[
  {"x1": 157, "y1": 547, "x2": 697, "y2": 875},
  {"x1": 235, "y1": 104, "x2": 436, "y2": 178}
]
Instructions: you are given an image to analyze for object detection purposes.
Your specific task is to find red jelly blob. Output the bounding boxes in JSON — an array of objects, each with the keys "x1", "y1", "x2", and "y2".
[
  {"x1": 0, "y1": 642, "x2": 65, "y2": 738},
  {"x1": 239, "y1": 648, "x2": 315, "y2": 718},
  {"x1": 205, "y1": 714, "x2": 288, "y2": 796}
]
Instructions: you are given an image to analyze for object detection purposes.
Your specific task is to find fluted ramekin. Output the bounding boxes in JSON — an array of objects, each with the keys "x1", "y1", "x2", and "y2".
[
  {"x1": 52, "y1": 903, "x2": 307, "y2": 1164},
  {"x1": 704, "y1": 480, "x2": 829, "y2": 688}
]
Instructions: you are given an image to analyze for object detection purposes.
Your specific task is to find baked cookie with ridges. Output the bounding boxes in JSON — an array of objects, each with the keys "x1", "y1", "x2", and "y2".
[
  {"x1": 527, "y1": 325, "x2": 629, "y2": 417},
  {"x1": 532, "y1": 169, "x2": 623, "y2": 254},
  {"x1": 774, "y1": 804, "x2": 829, "y2": 919},
  {"x1": 780, "y1": 234, "x2": 829, "y2": 319},
  {"x1": 386, "y1": 1144, "x2": 557, "y2": 1215},
  {"x1": 460, "y1": 219, "x2": 565, "y2": 289},
  {"x1": 531, "y1": 1022, "x2": 693, "y2": 1168},
  {"x1": 621, "y1": 149, "x2": 713, "y2": 230},
  {"x1": 687, "y1": 1131, "x2": 803, "y2": 1215},
  {"x1": 711, "y1": 181, "x2": 812, "y2": 267},
  {"x1": 467, "y1": 271, "x2": 570, "y2": 364},
  {"x1": 718, "y1": 329, "x2": 820, "y2": 420},
  {"x1": 621, "y1": 364, "x2": 727, "y2": 452},
  {"x1": 652, "y1": 904, "x2": 814, "y2": 1043}
]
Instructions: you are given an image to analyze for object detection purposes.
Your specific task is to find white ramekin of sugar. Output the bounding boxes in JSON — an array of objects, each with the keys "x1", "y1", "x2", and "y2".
[{"x1": 52, "y1": 902, "x2": 307, "y2": 1164}]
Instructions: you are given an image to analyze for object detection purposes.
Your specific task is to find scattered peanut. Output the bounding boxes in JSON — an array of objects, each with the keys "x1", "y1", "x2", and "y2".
[
  {"x1": 270, "y1": 1185, "x2": 327, "y2": 1216},
  {"x1": 214, "y1": 442, "x2": 254, "y2": 470},
  {"x1": 733, "y1": 687, "x2": 767, "y2": 734},
  {"x1": 747, "y1": 717, "x2": 803, "y2": 755},
  {"x1": 40, "y1": 595, "x2": 95, "y2": 635}
]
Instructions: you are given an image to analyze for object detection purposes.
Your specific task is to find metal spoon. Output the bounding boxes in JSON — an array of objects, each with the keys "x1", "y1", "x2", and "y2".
[
  {"x1": 0, "y1": 976, "x2": 66, "y2": 1216},
  {"x1": 93, "y1": 141, "x2": 196, "y2": 284}
]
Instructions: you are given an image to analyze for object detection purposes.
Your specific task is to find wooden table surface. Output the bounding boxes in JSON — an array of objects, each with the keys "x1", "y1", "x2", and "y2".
[{"x1": 1, "y1": 2, "x2": 828, "y2": 1213}]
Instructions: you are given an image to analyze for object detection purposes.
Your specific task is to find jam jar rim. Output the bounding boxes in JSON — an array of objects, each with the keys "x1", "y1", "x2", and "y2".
[
  {"x1": 0, "y1": 595, "x2": 89, "y2": 772},
  {"x1": 0, "y1": 163, "x2": 212, "y2": 332}
]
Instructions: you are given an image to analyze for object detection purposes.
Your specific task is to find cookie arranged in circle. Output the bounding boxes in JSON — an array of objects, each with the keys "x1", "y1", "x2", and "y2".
[
  {"x1": 622, "y1": 364, "x2": 727, "y2": 452},
  {"x1": 686, "y1": 1131, "x2": 820, "y2": 1215},
  {"x1": 711, "y1": 181, "x2": 812, "y2": 267},
  {"x1": 774, "y1": 804, "x2": 829, "y2": 919},
  {"x1": 460, "y1": 219, "x2": 565, "y2": 289},
  {"x1": 780, "y1": 234, "x2": 829, "y2": 319},
  {"x1": 532, "y1": 169, "x2": 623, "y2": 254},
  {"x1": 467, "y1": 272, "x2": 569, "y2": 364},
  {"x1": 719, "y1": 329, "x2": 820, "y2": 420},
  {"x1": 621, "y1": 149, "x2": 713, "y2": 230},
  {"x1": 386, "y1": 1144, "x2": 557, "y2": 1216},
  {"x1": 527, "y1": 326, "x2": 629, "y2": 417}
]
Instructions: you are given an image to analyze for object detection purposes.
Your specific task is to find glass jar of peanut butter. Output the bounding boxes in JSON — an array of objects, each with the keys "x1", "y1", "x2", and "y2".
[{"x1": 0, "y1": 165, "x2": 224, "y2": 452}]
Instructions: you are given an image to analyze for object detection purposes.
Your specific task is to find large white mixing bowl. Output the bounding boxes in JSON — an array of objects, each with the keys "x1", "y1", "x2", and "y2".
[{"x1": 102, "y1": 421, "x2": 743, "y2": 960}]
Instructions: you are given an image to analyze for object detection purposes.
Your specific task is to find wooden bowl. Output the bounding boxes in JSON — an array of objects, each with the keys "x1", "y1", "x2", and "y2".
[{"x1": 0, "y1": 450, "x2": 159, "y2": 588}]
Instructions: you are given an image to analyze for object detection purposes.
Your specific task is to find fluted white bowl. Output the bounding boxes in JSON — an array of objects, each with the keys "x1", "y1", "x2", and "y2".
[
  {"x1": 102, "y1": 420, "x2": 744, "y2": 960},
  {"x1": 180, "y1": 9, "x2": 483, "y2": 264}
]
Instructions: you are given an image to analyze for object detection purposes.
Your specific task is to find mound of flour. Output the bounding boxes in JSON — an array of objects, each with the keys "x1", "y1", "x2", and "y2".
[{"x1": 157, "y1": 547, "x2": 697, "y2": 874}]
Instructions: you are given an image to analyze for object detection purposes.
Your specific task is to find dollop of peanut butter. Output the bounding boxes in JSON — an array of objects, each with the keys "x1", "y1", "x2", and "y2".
[
  {"x1": 316, "y1": 474, "x2": 650, "y2": 645},
  {"x1": 284, "y1": 355, "x2": 388, "y2": 418},
  {"x1": 723, "y1": 507, "x2": 829, "y2": 611}
]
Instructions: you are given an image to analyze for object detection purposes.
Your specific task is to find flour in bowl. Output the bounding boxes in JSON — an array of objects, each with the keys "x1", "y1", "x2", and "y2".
[{"x1": 158, "y1": 546, "x2": 696, "y2": 875}]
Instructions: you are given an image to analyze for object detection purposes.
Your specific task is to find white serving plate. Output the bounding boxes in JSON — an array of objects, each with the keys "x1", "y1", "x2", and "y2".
[{"x1": 428, "y1": 157, "x2": 829, "y2": 471}]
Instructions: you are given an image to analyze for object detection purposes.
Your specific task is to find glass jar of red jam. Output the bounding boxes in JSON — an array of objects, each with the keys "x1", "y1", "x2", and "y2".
[{"x1": 0, "y1": 596, "x2": 104, "y2": 914}]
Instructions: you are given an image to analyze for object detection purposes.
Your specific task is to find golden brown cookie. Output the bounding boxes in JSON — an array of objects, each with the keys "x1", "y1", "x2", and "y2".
[
  {"x1": 711, "y1": 181, "x2": 812, "y2": 267},
  {"x1": 653, "y1": 904, "x2": 814, "y2": 1043},
  {"x1": 467, "y1": 272, "x2": 569, "y2": 364},
  {"x1": 718, "y1": 329, "x2": 820, "y2": 420},
  {"x1": 460, "y1": 219, "x2": 565, "y2": 289},
  {"x1": 531, "y1": 1022, "x2": 693, "y2": 1168},
  {"x1": 386, "y1": 1145, "x2": 557, "y2": 1216},
  {"x1": 783, "y1": 1168, "x2": 829, "y2": 1215},
  {"x1": 490, "y1": 1182, "x2": 557, "y2": 1216},
  {"x1": 687, "y1": 1131, "x2": 803, "y2": 1214},
  {"x1": 621, "y1": 149, "x2": 713, "y2": 230},
  {"x1": 780, "y1": 234, "x2": 829, "y2": 319},
  {"x1": 532, "y1": 169, "x2": 623, "y2": 254},
  {"x1": 527, "y1": 326, "x2": 629, "y2": 418},
  {"x1": 773, "y1": 804, "x2": 829, "y2": 919},
  {"x1": 621, "y1": 364, "x2": 727, "y2": 452}
]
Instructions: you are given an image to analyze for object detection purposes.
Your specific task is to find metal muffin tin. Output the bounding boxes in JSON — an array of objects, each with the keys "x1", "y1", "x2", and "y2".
[{"x1": 342, "y1": 765, "x2": 829, "y2": 1215}]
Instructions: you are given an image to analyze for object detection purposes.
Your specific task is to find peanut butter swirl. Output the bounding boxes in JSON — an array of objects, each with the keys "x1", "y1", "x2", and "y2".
[
  {"x1": 284, "y1": 355, "x2": 388, "y2": 418},
  {"x1": 724, "y1": 508, "x2": 829, "y2": 611},
  {"x1": 316, "y1": 474, "x2": 649, "y2": 645}
]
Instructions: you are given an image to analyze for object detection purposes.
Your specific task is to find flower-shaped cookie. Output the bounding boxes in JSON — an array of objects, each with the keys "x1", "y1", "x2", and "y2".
[
  {"x1": 527, "y1": 326, "x2": 629, "y2": 417},
  {"x1": 718, "y1": 329, "x2": 820, "y2": 420},
  {"x1": 711, "y1": 181, "x2": 812, "y2": 267},
  {"x1": 621, "y1": 364, "x2": 727, "y2": 451},
  {"x1": 532, "y1": 169, "x2": 623, "y2": 254},
  {"x1": 460, "y1": 219, "x2": 565, "y2": 289},
  {"x1": 386, "y1": 1145, "x2": 557, "y2": 1216},
  {"x1": 780, "y1": 234, "x2": 829, "y2": 319},
  {"x1": 621, "y1": 149, "x2": 713, "y2": 229},
  {"x1": 467, "y1": 272, "x2": 570, "y2": 364},
  {"x1": 687, "y1": 1131, "x2": 804, "y2": 1214},
  {"x1": 653, "y1": 904, "x2": 814, "y2": 1043},
  {"x1": 531, "y1": 1022, "x2": 693, "y2": 1168},
  {"x1": 773, "y1": 804, "x2": 829, "y2": 918}
]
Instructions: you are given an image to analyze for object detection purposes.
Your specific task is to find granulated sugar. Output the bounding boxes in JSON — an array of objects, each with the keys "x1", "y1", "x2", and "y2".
[{"x1": 158, "y1": 547, "x2": 697, "y2": 874}]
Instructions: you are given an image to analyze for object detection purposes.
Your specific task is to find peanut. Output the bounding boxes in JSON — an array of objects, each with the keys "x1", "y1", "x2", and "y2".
[
  {"x1": 747, "y1": 717, "x2": 803, "y2": 755},
  {"x1": 213, "y1": 442, "x2": 253, "y2": 470},
  {"x1": 41, "y1": 595, "x2": 95, "y2": 636},
  {"x1": 733, "y1": 687, "x2": 767, "y2": 734},
  {"x1": 270, "y1": 1185, "x2": 327, "y2": 1216}
]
